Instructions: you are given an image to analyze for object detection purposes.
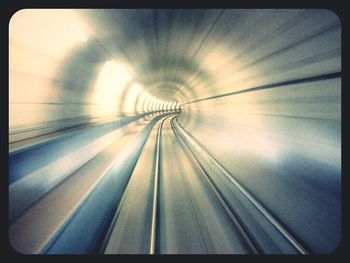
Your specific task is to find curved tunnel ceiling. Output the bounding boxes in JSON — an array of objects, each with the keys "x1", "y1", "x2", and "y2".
[{"x1": 8, "y1": 9, "x2": 341, "y2": 254}]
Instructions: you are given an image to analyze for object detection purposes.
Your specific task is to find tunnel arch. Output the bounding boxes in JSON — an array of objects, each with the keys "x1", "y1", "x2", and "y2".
[{"x1": 8, "y1": 9, "x2": 341, "y2": 255}]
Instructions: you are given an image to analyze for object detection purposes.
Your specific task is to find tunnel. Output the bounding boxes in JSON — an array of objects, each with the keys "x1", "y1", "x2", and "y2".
[{"x1": 8, "y1": 9, "x2": 341, "y2": 254}]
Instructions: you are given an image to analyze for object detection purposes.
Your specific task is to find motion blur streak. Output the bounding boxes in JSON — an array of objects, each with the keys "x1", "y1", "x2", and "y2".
[{"x1": 9, "y1": 9, "x2": 341, "y2": 254}]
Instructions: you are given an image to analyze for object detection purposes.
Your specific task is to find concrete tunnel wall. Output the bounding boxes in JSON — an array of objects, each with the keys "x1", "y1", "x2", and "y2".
[{"x1": 9, "y1": 9, "x2": 341, "y2": 253}]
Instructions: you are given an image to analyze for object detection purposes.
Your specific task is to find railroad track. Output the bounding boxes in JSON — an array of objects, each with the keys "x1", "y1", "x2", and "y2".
[{"x1": 9, "y1": 112, "x2": 310, "y2": 254}]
